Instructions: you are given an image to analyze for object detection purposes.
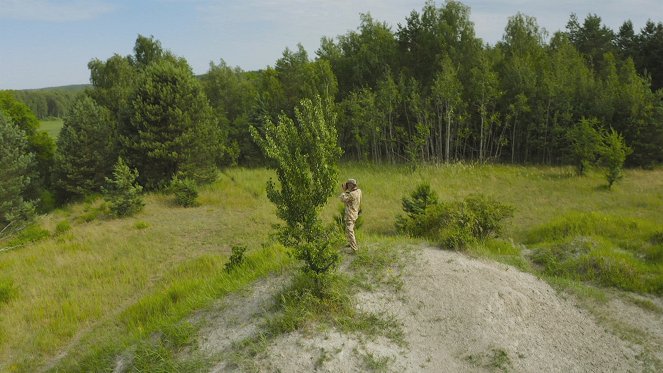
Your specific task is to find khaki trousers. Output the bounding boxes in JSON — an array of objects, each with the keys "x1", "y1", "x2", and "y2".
[{"x1": 345, "y1": 218, "x2": 357, "y2": 251}]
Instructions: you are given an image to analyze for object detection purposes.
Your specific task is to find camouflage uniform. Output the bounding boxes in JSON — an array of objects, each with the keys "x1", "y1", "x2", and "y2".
[{"x1": 340, "y1": 181, "x2": 362, "y2": 251}]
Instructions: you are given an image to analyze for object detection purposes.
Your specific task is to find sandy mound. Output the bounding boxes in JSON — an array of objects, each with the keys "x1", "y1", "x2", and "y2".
[{"x1": 199, "y1": 246, "x2": 659, "y2": 372}]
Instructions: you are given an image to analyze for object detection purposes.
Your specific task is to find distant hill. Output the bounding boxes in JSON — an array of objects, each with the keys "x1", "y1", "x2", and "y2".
[{"x1": 21, "y1": 84, "x2": 90, "y2": 93}]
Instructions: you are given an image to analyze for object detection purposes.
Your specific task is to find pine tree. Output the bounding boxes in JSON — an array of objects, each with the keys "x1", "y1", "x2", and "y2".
[
  {"x1": 103, "y1": 158, "x2": 144, "y2": 217},
  {"x1": 54, "y1": 96, "x2": 117, "y2": 200},
  {"x1": 0, "y1": 113, "x2": 35, "y2": 231}
]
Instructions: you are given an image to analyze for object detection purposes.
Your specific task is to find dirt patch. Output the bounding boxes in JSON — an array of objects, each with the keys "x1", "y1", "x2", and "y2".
[{"x1": 196, "y1": 246, "x2": 660, "y2": 372}]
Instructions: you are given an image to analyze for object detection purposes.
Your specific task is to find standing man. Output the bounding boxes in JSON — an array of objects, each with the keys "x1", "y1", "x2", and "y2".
[{"x1": 340, "y1": 178, "x2": 362, "y2": 252}]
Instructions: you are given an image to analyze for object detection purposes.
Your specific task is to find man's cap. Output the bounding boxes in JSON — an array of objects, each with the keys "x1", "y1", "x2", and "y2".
[{"x1": 346, "y1": 178, "x2": 357, "y2": 186}]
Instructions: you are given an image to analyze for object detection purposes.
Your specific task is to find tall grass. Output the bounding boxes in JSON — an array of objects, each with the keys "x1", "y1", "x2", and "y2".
[{"x1": 0, "y1": 169, "x2": 279, "y2": 372}]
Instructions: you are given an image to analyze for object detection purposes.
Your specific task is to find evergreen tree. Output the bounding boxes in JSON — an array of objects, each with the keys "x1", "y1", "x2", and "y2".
[
  {"x1": 120, "y1": 59, "x2": 223, "y2": 189},
  {"x1": 0, "y1": 113, "x2": 35, "y2": 230},
  {"x1": 103, "y1": 158, "x2": 144, "y2": 217},
  {"x1": 54, "y1": 96, "x2": 117, "y2": 200}
]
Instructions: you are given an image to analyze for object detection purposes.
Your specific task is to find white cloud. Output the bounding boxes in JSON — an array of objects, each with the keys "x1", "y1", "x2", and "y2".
[{"x1": 0, "y1": 0, "x2": 114, "y2": 22}]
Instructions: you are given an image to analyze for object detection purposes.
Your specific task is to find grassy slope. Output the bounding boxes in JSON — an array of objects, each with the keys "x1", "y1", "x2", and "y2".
[{"x1": 0, "y1": 164, "x2": 662, "y2": 371}]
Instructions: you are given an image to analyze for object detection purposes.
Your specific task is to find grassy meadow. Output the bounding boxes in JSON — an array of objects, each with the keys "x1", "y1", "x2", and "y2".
[
  {"x1": 0, "y1": 164, "x2": 662, "y2": 371},
  {"x1": 39, "y1": 119, "x2": 64, "y2": 139}
]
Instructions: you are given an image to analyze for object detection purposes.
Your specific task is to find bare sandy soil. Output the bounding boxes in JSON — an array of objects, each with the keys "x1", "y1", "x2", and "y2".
[{"x1": 196, "y1": 246, "x2": 663, "y2": 372}]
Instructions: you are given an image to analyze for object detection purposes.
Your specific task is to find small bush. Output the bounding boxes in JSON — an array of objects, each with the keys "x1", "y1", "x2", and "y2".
[
  {"x1": 224, "y1": 245, "x2": 247, "y2": 273},
  {"x1": 170, "y1": 176, "x2": 199, "y2": 207},
  {"x1": 463, "y1": 194, "x2": 515, "y2": 239},
  {"x1": 599, "y1": 129, "x2": 631, "y2": 189},
  {"x1": 134, "y1": 221, "x2": 150, "y2": 230},
  {"x1": 103, "y1": 158, "x2": 144, "y2": 218},
  {"x1": 396, "y1": 188, "x2": 513, "y2": 251},
  {"x1": 395, "y1": 183, "x2": 438, "y2": 233},
  {"x1": 438, "y1": 225, "x2": 477, "y2": 251},
  {"x1": 55, "y1": 220, "x2": 71, "y2": 235}
]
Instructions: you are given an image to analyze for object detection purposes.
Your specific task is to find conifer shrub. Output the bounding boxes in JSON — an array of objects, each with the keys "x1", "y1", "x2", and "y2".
[
  {"x1": 395, "y1": 183, "x2": 438, "y2": 234},
  {"x1": 103, "y1": 158, "x2": 144, "y2": 218},
  {"x1": 170, "y1": 176, "x2": 199, "y2": 207}
]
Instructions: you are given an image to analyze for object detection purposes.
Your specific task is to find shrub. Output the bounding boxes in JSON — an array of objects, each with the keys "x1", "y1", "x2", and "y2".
[
  {"x1": 599, "y1": 129, "x2": 631, "y2": 189},
  {"x1": 103, "y1": 158, "x2": 144, "y2": 218},
  {"x1": 463, "y1": 194, "x2": 515, "y2": 239},
  {"x1": 224, "y1": 245, "x2": 247, "y2": 273},
  {"x1": 395, "y1": 183, "x2": 438, "y2": 233},
  {"x1": 170, "y1": 176, "x2": 198, "y2": 207},
  {"x1": 395, "y1": 188, "x2": 514, "y2": 251}
]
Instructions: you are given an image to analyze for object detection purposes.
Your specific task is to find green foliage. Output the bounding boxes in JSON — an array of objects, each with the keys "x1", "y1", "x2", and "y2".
[
  {"x1": 251, "y1": 95, "x2": 342, "y2": 286},
  {"x1": 395, "y1": 183, "x2": 438, "y2": 232},
  {"x1": 54, "y1": 96, "x2": 117, "y2": 200},
  {"x1": 224, "y1": 245, "x2": 247, "y2": 273},
  {"x1": 599, "y1": 129, "x2": 631, "y2": 189},
  {"x1": 291, "y1": 227, "x2": 344, "y2": 279},
  {"x1": 121, "y1": 59, "x2": 223, "y2": 189},
  {"x1": 251, "y1": 96, "x2": 341, "y2": 245},
  {"x1": 567, "y1": 118, "x2": 603, "y2": 175},
  {"x1": 396, "y1": 187, "x2": 514, "y2": 250},
  {"x1": 170, "y1": 176, "x2": 199, "y2": 207},
  {"x1": 103, "y1": 158, "x2": 144, "y2": 217},
  {"x1": 0, "y1": 113, "x2": 35, "y2": 231},
  {"x1": 529, "y1": 212, "x2": 663, "y2": 294},
  {"x1": 0, "y1": 91, "x2": 55, "y2": 193}
]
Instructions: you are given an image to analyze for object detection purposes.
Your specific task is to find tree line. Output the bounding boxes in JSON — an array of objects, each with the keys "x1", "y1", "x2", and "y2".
[
  {"x1": 10, "y1": 86, "x2": 83, "y2": 119},
  {"x1": 2, "y1": 0, "x2": 663, "y2": 232}
]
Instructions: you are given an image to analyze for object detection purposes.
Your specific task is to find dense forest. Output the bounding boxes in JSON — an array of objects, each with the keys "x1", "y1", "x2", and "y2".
[{"x1": 2, "y1": 0, "x2": 663, "y2": 229}]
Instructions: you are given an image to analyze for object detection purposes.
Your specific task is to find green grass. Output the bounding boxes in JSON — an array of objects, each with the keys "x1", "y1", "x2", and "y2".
[
  {"x1": 1, "y1": 164, "x2": 662, "y2": 371},
  {"x1": 528, "y1": 212, "x2": 663, "y2": 294},
  {"x1": 39, "y1": 119, "x2": 64, "y2": 139}
]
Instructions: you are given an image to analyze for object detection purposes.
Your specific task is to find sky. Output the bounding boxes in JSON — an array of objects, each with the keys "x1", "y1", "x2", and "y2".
[{"x1": 1, "y1": 0, "x2": 662, "y2": 90}]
